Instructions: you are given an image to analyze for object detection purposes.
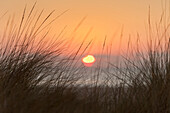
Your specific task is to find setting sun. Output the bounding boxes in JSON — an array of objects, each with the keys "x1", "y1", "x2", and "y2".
[{"x1": 82, "y1": 55, "x2": 96, "y2": 67}]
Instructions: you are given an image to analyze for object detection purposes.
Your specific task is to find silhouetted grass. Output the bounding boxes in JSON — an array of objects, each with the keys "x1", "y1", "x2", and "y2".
[{"x1": 0, "y1": 3, "x2": 169, "y2": 113}]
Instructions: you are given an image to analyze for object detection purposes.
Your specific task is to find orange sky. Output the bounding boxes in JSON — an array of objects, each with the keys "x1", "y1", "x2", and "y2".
[{"x1": 0, "y1": 0, "x2": 169, "y2": 55}]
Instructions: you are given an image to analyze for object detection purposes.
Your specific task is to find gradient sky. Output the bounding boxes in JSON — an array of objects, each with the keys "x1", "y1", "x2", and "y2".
[{"x1": 0, "y1": 0, "x2": 169, "y2": 55}]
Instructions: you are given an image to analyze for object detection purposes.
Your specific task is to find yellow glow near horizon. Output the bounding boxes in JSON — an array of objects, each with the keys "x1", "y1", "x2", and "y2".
[{"x1": 82, "y1": 55, "x2": 95, "y2": 67}]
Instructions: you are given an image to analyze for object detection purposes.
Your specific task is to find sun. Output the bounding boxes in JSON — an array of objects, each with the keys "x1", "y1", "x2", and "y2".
[{"x1": 82, "y1": 55, "x2": 96, "y2": 67}]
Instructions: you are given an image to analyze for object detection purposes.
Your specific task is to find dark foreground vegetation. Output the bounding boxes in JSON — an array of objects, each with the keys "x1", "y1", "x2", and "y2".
[{"x1": 0, "y1": 3, "x2": 169, "y2": 113}]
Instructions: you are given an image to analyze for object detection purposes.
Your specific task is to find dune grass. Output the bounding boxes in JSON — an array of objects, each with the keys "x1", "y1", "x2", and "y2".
[{"x1": 0, "y1": 3, "x2": 169, "y2": 113}]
